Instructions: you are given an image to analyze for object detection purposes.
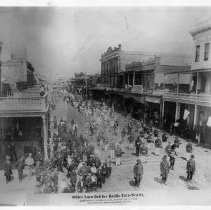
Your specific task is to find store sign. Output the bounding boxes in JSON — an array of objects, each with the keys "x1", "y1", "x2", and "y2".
[{"x1": 145, "y1": 96, "x2": 160, "y2": 104}]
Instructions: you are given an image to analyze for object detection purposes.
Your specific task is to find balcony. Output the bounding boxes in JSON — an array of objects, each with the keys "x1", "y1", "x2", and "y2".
[
  {"x1": 163, "y1": 92, "x2": 211, "y2": 106},
  {"x1": 0, "y1": 95, "x2": 49, "y2": 117}
]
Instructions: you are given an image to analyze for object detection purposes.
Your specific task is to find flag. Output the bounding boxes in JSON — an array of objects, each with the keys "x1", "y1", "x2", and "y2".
[
  {"x1": 183, "y1": 109, "x2": 190, "y2": 120},
  {"x1": 207, "y1": 116, "x2": 211, "y2": 127}
]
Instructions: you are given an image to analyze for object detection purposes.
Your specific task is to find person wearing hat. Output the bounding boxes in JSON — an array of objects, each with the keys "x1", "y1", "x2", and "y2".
[
  {"x1": 4, "y1": 156, "x2": 13, "y2": 184},
  {"x1": 160, "y1": 155, "x2": 170, "y2": 184},
  {"x1": 133, "y1": 159, "x2": 143, "y2": 188},
  {"x1": 115, "y1": 144, "x2": 122, "y2": 166},
  {"x1": 186, "y1": 154, "x2": 196, "y2": 182},
  {"x1": 16, "y1": 155, "x2": 25, "y2": 182},
  {"x1": 25, "y1": 153, "x2": 34, "y2": 178},
  {"x1": 135, "y1": 136, "x2": 142, "y2": 156},
  {"x1": 128, "y1": 135, "x2": 134, "y2": 150}
]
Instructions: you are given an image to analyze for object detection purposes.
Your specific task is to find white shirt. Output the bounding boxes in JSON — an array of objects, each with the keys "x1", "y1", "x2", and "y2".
[{"x1": 25, "y1": 157, "x2": 34, "y2": 166}]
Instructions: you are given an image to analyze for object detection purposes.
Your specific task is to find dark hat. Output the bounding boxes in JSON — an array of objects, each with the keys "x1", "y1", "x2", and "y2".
[
  {"x1": 190, "y1": 154, "x2": 194, "y2": 158},
  {"x1": 137, "y1": 159, "x2": 142, "y2": 163},
  {"x1": 163, "y1": 155, "x2": 167, "y2": 159}
]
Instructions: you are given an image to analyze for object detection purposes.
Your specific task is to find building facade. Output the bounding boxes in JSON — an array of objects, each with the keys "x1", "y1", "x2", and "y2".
[
  {"x1": 100, "y1": 44, "x2": 147, "y2": 88},
  {"x1": 0, "y1": 43, "x2": 50, "y2": 164},
  {"x1": 93, "y1": 45, "x2": 190, "y2": 126},
  {"x1": 163, "y1": 18, "x2": 211, "y2": 145}
]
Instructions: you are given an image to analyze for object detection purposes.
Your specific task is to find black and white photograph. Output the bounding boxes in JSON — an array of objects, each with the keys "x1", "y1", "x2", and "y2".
[{"x1": 0, "y1": 0, "x2": 211, "y2": 206}]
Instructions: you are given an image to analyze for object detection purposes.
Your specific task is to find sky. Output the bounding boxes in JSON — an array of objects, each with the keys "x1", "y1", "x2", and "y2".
[{"x1": 0, "y1": 7, "x2": 211, "y2": 81}]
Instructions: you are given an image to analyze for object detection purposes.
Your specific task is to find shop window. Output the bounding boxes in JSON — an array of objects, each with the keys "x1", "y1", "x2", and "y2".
[
  {"x1": 195, "y1": 45, "x2": 200, "y2": 62},
  {"x1": 204, "y1": 43, "x2": 209, "y2": 61}
]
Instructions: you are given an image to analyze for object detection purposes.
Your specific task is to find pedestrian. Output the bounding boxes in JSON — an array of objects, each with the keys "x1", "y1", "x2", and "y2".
[
  {"x1": 186, "y1": 142, "x2": 193, "y2": 153},
  {"x1": 174, "y1": 136, "x2": 180, "y2": 148},
  {"x1": 53, "y1": 116, "x2": 57, "y2": 129},
  {"x1": 186, "y1": 154, "x2": 196, "y2": 182},
  {"x1": 25, "y1": 153, "x2": 34, "y2": 178},
  {"x1": 72, "y1": 121, "x2": 78, "y2": 137},
  {"x1": 16, "y1": 155, "x2": 25, "y2": 182},
  {"x1": 169, "y1": 148, "x2": 176, "y2": 170},
  {"x1": 165, "y1": 142, "x2": 172, "y2": 156},
  {"x1": 121, "y1": 128, "x2": 127, "y2": 144},
  {"x1": 160, "y1": 155, "x2": 170, "y2": 184},
  {"x1": 4, "y1": 156, "x2": 13, "y2": 184},
  {"x1": 133, "y1": 159, "x2": 143, "y2": 188},
  {"x1": 162, "y1": 132, "x2": 168, "y2": 142},
  {"x1": 109, "y1": 139, "x2": 116, "y2": 159},
  {"x1": 115, "y1": 145, "x2": 122, "y2": 166},
  {"x1": 127, "y1": 122, "x2": 133, "y2": 135},
  {"x1": 135, "y1": 136, "x2": 142, "y2": 156},
  {"x1": 96, "y1": 166, "x2": 103, "y2": 188},
  {"x1": 128, "y1": 135, "x2": 134, "y2": 150}
]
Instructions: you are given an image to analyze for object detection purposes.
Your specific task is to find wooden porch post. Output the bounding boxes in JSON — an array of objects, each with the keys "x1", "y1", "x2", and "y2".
[
  {"x1": 133, "y1": 71, "x2": 136, "y2": 86},
  {"x1": 42, "y1": 115, "x2": 48, "y2": 160},
  {"x1": 194, "y1": 104, "x2": 198, "y2": 126}
]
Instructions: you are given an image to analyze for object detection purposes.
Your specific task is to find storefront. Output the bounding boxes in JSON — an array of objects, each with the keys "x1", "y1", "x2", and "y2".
[
  {"x1": 197, "y1": 106, "x2": 211, "y2": 145},
  {"x1": 145, "y1": 96, "x2": 162, "y2": 126}
]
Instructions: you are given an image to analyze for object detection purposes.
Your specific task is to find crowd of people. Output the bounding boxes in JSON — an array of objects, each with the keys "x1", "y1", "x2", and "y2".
[
  {"x1": 2, "y1": 89, "x2": 197, "y2": 192},
  {"x1": 66, "y1": 94, "x2": 197, "y2": 188}
]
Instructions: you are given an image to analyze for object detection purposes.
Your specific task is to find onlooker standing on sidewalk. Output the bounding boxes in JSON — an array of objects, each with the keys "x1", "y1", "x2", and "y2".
[
  {"x1": 17, "y1": 155, "x2": 25, "y2": 182},
  {"x1": 186, "y1": 154, "x2": 196, "y2": 182},
  {"x1": 25, "y1": 153, "x2": 34, "y2": 178},
  {"x1": 4, "y1": 156, "x2": 13, "y2": 184},
  {"x1": 133, "y1": 159, "x2": 143, "y2": 188}
]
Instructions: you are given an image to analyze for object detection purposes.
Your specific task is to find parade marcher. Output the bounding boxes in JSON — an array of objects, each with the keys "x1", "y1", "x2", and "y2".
[
  {"x1": 165, "y1": 142, "x2": 172, "y2": 156},
  {"x1": 133, "y1": 159, "x2": 143, "y2": 188},
  {"x1": 160, "y1": 155, "x2": 170, "y2": 184},
  {"x1": 174, "y1": 136, "x2": 180, "y2": 148},
  {"x1": 53, "y1": 116, "x2": 57, "y2": 129},
  {"x1": 4, "y1": 156, "x2": 13, "y2": 184},
  {"x1": 25, "y1": 153, "x2": 35, "y2": 178},
  {"x1": 76, "y1": 176, "x2": 84, "y2": 193},
  {"x1": 90, "y1": 163, "x2": 97, "y2": 175},
  {"x1": 127, "y1": 122, "x2": 133, "y2": 135},
  {"x1": 96, "y1": 166, "x2": 103, "y2": 188},
  {"x1": 135, "y1": 136, "x2": 142, "y2": 156},
  {"x1": 162, "y1": 132, "x2": 168, "y2": 142},
  {"x1": 140, "y1": 142, "x2": 149, "y2": 156},
  {"x1": 186, "y1": 142, "x2": 193, "y2": 153},
  {"x1": 169, "y1": 148, "x2": 176, "y2": 170},
  {"x1": 121, "y1": 128, "x2": 127, "y2": 144},
  {"x1": 186, "y1": 154, "x2": 196, "y2": 182},
  {"x1": 128, "y1": 135, "x2": 134, "y2": 150},
  {"x1": 115, "y1": 145, "x2": 122, "y2": 166},
  {"x1": 109, "y1": 139, "x2": 116, "y2": 159},
  {"x1": 16, "y1": 155, "x2": 25, "y2": 182},
  {"x1": 72, "y1": 120, "x2": 78, "y2": 137},
  {"x1": 154, "y1": 137, "x2": 162, "y2": 156}
]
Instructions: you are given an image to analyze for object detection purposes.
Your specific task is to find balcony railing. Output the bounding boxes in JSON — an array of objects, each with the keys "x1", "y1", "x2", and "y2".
[
  {"x1": 164, "y1": 92, "x2": 211, "y2": 105},
  {"x1": 0, "y1": 95, "x2": 48, "y2": 113}
]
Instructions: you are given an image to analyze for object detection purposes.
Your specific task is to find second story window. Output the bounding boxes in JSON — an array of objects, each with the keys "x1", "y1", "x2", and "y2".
[
  {"x1": 204, "y1": 43, "x2": 210, "y2": 61},
  {"x1": 195, "y1": 45, "x2": 200, "y2": 62}
]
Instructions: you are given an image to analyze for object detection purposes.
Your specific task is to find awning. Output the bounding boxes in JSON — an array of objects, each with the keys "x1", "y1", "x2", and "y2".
[{"x1": 145, "y1": 96, "x2": 161, "y2": 104}]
